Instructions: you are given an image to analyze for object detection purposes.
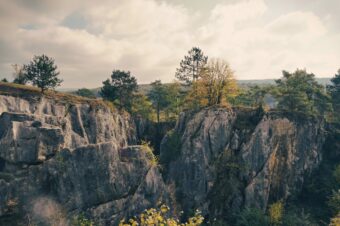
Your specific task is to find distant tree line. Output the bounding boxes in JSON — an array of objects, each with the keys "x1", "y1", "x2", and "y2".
[{"x1": 2, "y1": 49, "x2": 339, "y2": 124}]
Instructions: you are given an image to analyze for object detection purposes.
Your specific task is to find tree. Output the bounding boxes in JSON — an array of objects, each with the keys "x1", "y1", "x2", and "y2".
[
  {"x1": 328, "y1": 189, "x2": 340, "y2": 215},
  {"x1": 327, "y1": 69, "x2": 340, "y2": 114},
  {"x1": 231, "y1": 85, "x2": 277, "y2": 109},
  {"x1": 163, "y1": 81, "x2": 183, "y2": 120},
  {"x1": 189, "y1": 58, "x2": 237, "y2": 108},
  {"x1": 147, "y1": 80, "x2": 170, "y2": 124},
  {"x1": 12, "y1": 64, "x2": 27, "y2": 85},
  {"x1": 100, "y1": 70, "x2": 138, "y2": 110},
  {"x1": 1, "y1": 78, "x2": 8, "y2": 83},
  {"x1": 200, "y1": 59, "x2": 238, "y2": 106},
  {"x1": 275, "y1": 69, "x2": 330, "y2": 115},
  {"x1": 74, "y1": 88, "x2": 96, "y2": 99},
  {"x1": 131, "y1": 93, "x2": 154, "y2": 120},
  {"x1": 175, "y1": 47, "x2": 208, "y2": 85},
  {"x1": 23, "y1": 55, "x2": 62, "y2": 93}
]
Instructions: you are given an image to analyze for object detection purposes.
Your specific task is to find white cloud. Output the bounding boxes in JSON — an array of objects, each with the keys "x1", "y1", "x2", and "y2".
[{"x1": 0, "y1": 0, "x2": 339, "y2": 88}]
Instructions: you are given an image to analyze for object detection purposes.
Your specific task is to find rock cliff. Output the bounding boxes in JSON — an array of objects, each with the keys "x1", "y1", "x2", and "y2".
[
  {"x1": 0, "y1": 85, "x2": 328, "y2": 225},
  {"x1": 0, "y1": 92, "x2": 168, "y2": 225},
  {"x1": 160, "y1": 107, "x2": 326, "y2": 222}
]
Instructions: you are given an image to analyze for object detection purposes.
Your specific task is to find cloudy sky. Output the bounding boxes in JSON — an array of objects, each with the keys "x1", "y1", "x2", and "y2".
[{"x1": 0, "y1": 0, "x2": 339, "y2": 88}]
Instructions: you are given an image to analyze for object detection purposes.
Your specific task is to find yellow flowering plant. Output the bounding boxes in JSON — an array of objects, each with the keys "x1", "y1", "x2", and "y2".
[{"x1": 119, "y1": 205, "x2": 204, "y2": 226}]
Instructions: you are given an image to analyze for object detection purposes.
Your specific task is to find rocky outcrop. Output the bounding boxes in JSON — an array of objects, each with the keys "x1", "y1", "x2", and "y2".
[
  {"x1": 0, "y1": 88, "x2": 328, "y2": 225},
  {"x1": 160, "y1": 107, "x2": 325, "y2": 221},
  {"x1": 0, "y1": 94, "x2": 168, "y2": 225}
]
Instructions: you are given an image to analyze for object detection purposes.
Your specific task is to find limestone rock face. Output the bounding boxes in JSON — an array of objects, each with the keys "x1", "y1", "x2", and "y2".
[
  {"x1": 161, "y1": 107, "x2": 325, "y2": 220},
  {"x1": 0, "y1": 95, "x2": 168, "y2": 225}
]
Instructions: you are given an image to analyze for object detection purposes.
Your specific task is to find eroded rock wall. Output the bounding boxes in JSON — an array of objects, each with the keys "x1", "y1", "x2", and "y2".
[
  {"x1": 0, "y1": 95, "x2": 168, "y2": 225},
  {"x1": 161, "y1": 107, "x2": 325, "y2": 221}
]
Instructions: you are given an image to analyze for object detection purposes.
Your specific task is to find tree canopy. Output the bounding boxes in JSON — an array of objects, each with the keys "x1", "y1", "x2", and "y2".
[
  {"x1": 199, "y1": 58, "x2": 238, "y2": 106},
  {"x1": 275, "y1": 69, "x2": 330, "y2": 116},
  {"x1": 327, "y1": 69, "x2": 340, "y2": 114},
  {"x1": 175, "y1": 47, "x2": 208, "y2": 85},
  {"x1": 100, "y1": 70, "x2": 138, "y2": 110},
  {"x1": 23, "y1": 55, "x2": 62, "y2": 93},
  {"x1": 147, "y1": 80, "x2": 170, "y2": 123},
  {"x1": 74, "y1": 88, "x2": 96, "y2": 99}
]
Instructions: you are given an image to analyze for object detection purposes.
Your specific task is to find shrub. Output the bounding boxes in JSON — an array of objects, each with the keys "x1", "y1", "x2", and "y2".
[
  {"x1": 268, "y1": 200, "x2": 284, "y2": 225},
  {"x1": 235, "y1": 208, "x2": 270, "y2": 226},
  {"x1": 119, "y1": 204, "x2": 204, "y2": 226},
  {"x1": 141, "y1": 141, "x2": 158, "y2": 166},
  {"x1": 328, "y1": 190, "x2": 340, "y2": 215},
  {"x1": 71, "y1": 213, "x2": 94, "y2": 226}
]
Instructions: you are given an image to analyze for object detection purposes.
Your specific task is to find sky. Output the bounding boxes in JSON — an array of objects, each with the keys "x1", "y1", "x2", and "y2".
[{"x1": 0, "y1": 0, "x2": 339, "y2": 88}]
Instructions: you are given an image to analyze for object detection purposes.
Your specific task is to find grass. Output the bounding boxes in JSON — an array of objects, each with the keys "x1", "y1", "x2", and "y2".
[{"x1": 0, "y1": 82, "x2": 116, "y2": 112}]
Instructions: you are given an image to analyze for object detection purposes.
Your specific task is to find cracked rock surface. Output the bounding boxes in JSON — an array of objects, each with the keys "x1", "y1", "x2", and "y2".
[
  {"x1": 161, "y1": 107, "x2": 325, "y2": 220},
  {"x1": 0, "y1": 95, "x2": 168, "y2": 225}
]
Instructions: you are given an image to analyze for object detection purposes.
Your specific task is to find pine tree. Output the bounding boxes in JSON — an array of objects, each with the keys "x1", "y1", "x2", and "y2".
[
  {"x1": 175, "y1": 47, "x2": 208, "y2": 85},
  {"x1": 100, "y1": 70, "x2": 138, "y2": 111}
]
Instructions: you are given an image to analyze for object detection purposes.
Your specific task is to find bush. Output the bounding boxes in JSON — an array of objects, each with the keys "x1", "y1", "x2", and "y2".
[
  {"x1": 268, "y1": 201, "x2": 284, "y2": 225},
  {"x1": 71, "y1": 213, "x2": 94, "y2": 226},
  {"x1": 119, "y1": 204, "x2": 204, "y2": 226},
  {"x1": 328, "y1": 190, "x2": 340, "y2": 215},
  {"x1": 235, "y1": 208, "x2": 270, "y2": 226}
]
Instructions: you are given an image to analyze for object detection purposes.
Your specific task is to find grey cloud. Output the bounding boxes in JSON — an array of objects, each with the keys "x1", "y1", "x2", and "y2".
[{"x1": 0, "y1": 0, "x2": 339, "y2": 87}]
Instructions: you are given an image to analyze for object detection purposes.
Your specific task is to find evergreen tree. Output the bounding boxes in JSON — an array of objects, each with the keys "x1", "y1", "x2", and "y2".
[
  {"x1": 100, "y1": 70, "x2": 138, "y2": 110},
  {"x1": 23, "y1": 55, "x2": 62, "y2": 93},
  {"x1": 147, "y1": 80, "x2": 170, "y2": 124},
  {"x1": 275, "y1": 69, "x2": 330, "y2": 115},
  {"x1": 175, "y1": 47, "x2": 208, "y2": 85},
  {"x1": 327, "y1": 69, "x2": 340, "y2": 114}
]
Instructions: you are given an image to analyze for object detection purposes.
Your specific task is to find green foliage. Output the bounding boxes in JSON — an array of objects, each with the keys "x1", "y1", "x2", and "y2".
[
  {"x1": 328, "y1": 190, "x2": 340, "y2": 215},
  {"x1": 147, "y1": 80, "x2": 171, "y2": 123},
  {"x1": 100, "y1": 70, "x2": 138, "y2": 111},
  {"x1": 334, "y1": 165, "x2": 340, "y2": 184},
  {"x1": 160, "y1": 130, "x2": 182, "y2": 166},
  {"x1": 147, "y1": 80, "x2": 183, "y2": 122},
  {"x1": 23, "y1": 55, "x2": 63, "y2": 93},
  {"x1": 274, "y1": 69, "x2": 331, "y2": 116},
  {"x1": 163, "y1": 82, "x2": 183, "y2": 120},
  {"x1": 1, "y1": 78, "x2": 8, "y2": 83},
  {"x1": 74, "y1": 88, "x2": 96, "y2": 99},
  {"x1": 235, "y1": 208, "x2": 270, "y2": 226},
  {"x1": 175, "y1": 47, "x2": 208, "y2": 85},
  {"x1": 131, "y1": 93, "x2": 154, "y2": 120},
  {"x1": 141, "y1": 141, "x2": 158, "y2": 166},
  {"x1": 231, "y1": 85, "x2": 275, "y2": 108},
  {"x1": 71, "y1": 213, "x2": 95, "y2": 226},
  {"x1": 327, "y1": 69, "x2": 340, "y2": 119},
  {"x1": 282, "y1": 209, "x2": 316, "y2": 226}
]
